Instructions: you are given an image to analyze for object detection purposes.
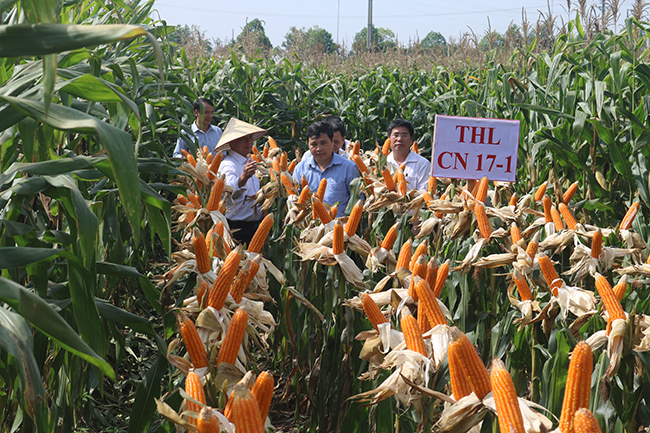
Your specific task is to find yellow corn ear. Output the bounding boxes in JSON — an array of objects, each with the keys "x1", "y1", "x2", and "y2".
[
  {"x1": 543, "y1": 195, "x2": 552, "y2": 223},
  {"x1": 352, "y1": 154, "x2": 370, "y2": 175},
  {"x1": 251, "y1": 371, "x2": 274, "y2": 424},
  {"x1": 185, "y1": 371, "x2": 206, "y2": 425},
  {"x1": 449, "y1": 327, "x2": 491, "y2": 399},
  {"x1": 197, "y1": 407, "x2": 220, "y2": 433},
  {"x1": 513, "y1": 269, "x2": 533, "y2": 302},
  {"x1": 510, "y1": 223, "x2": 522, "y2": 245},
  {"x1": 613, "y1": 275, "x2": 628, "y2": 302},
  {"x1": 382, "y1": 168, "x2": 397, "y2": 192},
  {"x1": 396, "y1": 238, "x2": 412, "y2": 270},
  {"x1": 382, "y1": 138, "x2": 391, "y2": 155},
  {"x1": 490, "y1": 358, "x2": 525, "y2": 433},
  {"x1": 316, "y1": 178, "x2": 327, "y2": 202},
  {"x1": 362, "y1": 293, "x2": 388, "y2": 331},
  {"x1": 409, "y1": 239, "x2": 428, "y2": 271},
  {"x1": 474, "y1": 201, "x2": 492, "y2": 239},
  {"x1": 311, "y1": 196, "x2": 332, "y2": 224},
  {"x1": 448, "y1": 339, "x2": 473, "y2": 400},
  {"x1": 558, "y1": 341, "x2": 593, "y2": 433},
  {"x1": 538, "y1": 254, "x2": 562, "y2": 296},
  {"x1": 591, "y1": 228, "x2": 602, "y2": 259},
  {"x1": 551, "y1": 205, "x2": 565, "y2": 231},
  {"x1": 230, "y1": 256, "x2": 262, "y2": 304},
  {"x1": 180, "y1": 316, "x2": 208, "y2": 368},
  {"x1": 217, "y1": 308, "x2": 248, "y2": 366},
  {"x1": 206, "y1": 175, "x2": 225, "y2": 211},
  {"x1": 433, "y1": 259, "x2": 450, "y2": 298},
  {"x1": 415, "y1": 279, "x2": 447, "y2": 327},
  {"x1": 332, "y1": 221, "x2": 345, "y2": 255},
  {"x1": 559, "y1": 203, "x2": 577, "y2": 230},
  {"x1": 401, "y1": 313, "x2": 427, "y2": 357},
  {"x1": 620, "y1": 202, "x2": 640, "y2": 231},
  {"x1": 475, "y1": 176, "x2": 488, "y2": 203},
  {"x1": 574, "y1": 408, "x2": 603, "y2": 433},
  {"x1": 248, "y1": 214, "x2": 274, "y2": 254},
  {"x1": 381, "y1": 223, "x2": 399, "y2": 250},
  {"x1": 345, "y1": 199, "x2": 364, "y2": 237},
  {"x1": 193, "y1": 228, "x2": 211, "y2": 274},
  {"x1": 207, "y1": 248, "x2": 242, "y2": 310},
  {"x1": 562, "y1": 181, "x2": 579, "y2": 204},
  {"x1": 594, "y1": 273, "x2": 626, "y2": 334}
]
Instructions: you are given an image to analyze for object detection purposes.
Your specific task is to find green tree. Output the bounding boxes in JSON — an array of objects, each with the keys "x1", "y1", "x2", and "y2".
[
  {"x1": 478, "y1": 31, "x2": 505, "y2": 50},
  {"x1": 352, "y1": 25, "x2": 396, "y2": 52},
  {"x1": 283, "y1": 25, "x2": 338, "y2": 53},
  {"x1": 236, "y1": 18, "x2": 272, "y2": 50},
  {"x1": 422, "y1": 31, "x2": 447, "y2": 48}
]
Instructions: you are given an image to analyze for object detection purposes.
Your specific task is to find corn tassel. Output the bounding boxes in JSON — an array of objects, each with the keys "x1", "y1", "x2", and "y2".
[
  {"x1": 207, "y1": 248, "x2": 242, "y2": 310},
  {"x1": 396, "y1": 238, "x2": 412, "y2": 270},
  {"x1": 401, "y1": 313, "x2": 427, "y2": 357},
  {"x1": 490, "y1": 358, "x2": 525, "y2": 433},
  {"x1": 591, "y1": 229, "x2": 602, "y2": 259},
  {"x1": 558, "y1": 341, "x2": 593, "y2": 433},
  {"x1": 620, "y1": 202, "x2": 639, "y2": 230},
  {"x1": 311, "y1": 196, "x2": 332, "y2": 224},
  {"x1": 539, "y1": 254, "x2": 562, "y2": 296},
  {"x1": 180, "y1": 316, "x2": 208, "y2": 368},
  {"x1": 362, "y1": 293, "x2": 388, "y2": 330},
  {"x1": 193, "y1": 228, "x2": 211, "y2": 274},
  {"x1": 251, "y1": 371, "x2": 274, "y2": 423},
  {"x1": 559, "y1": 203, "x2": 578, "y2": 230},
  {"x1": 574, "y1": 408, "x2": 603, "y2": 433},
  {"x1": 563, "y1": 181, "x2": 579, "y2": 204},
  {"x1": 248, "y1": 214, "x2": 273, "y2": 254},
  {"x1": 185, "y1": 371, "x2": 206, "y2": 425},
  {"x1": 231, "y1": 383, "x2": 264, "y2": 433},
  {"x1": 513, "y1": 269, "x2": 533, "y2": 302},
  {"x1": 449, "y1": 327, "x2": 491, "y2": 399},
  {"x1": 217, "y1": 308, "x2": 248, "y2": 366},
  {"x1": 345, "y1": 199, "x2": 364, "y2": 236},
  {"x1": 474, "y1": 201, "x2": 492, "y2": 239},
  {"x1": 448, "y1": 339, "x2": 473, "y2": 400}
]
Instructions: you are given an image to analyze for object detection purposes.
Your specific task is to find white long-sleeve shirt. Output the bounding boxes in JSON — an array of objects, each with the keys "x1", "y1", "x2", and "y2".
[
  {"x1": 387, "y1": 151, "x2": 431, "y2": 191},
  {"x1": 219, "y1": 151, "x2": 261, "y2": 222}
]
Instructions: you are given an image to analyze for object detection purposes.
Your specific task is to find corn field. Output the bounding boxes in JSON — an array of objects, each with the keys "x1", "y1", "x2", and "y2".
[{"x1": 3, "y1": 0, "x2": 650, "y2": 432}]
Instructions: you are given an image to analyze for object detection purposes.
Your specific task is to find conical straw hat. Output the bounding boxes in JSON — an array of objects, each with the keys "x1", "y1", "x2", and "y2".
[{"x1": 215, "y1": 118, "x2": 268, "y2": 153}]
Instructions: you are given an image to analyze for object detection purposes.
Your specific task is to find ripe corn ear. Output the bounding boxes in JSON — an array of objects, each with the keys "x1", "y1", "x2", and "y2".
[
  {"x1": 185, "y1": 371, "x2": 206, "y2": 425},
  {"x1": 449, "y1": 327, "x2": 491, "y2": 399},
  {"x1": 231, "y1": 383, "x2": 264, "y2": 433},
  {"x1": 345, "y1": 199, "x2": 364, "y2": 236},
  {"x1": 217, "y1": 308, "x2": 249, "y2": 366},
  {"x1": 513, "y1": 269, "x2": 533, "y2": 302},
  {"x1": 563, "y1": 181, "x2": 579, "y2": 204},
  {"x1": 558, "y1": 341, "x2": 593, "y2": 433},
  {"x1": 401, "y1": 313, "x2": 427, "y2": 357},
  {"x1": 416, "y1": 279, "x2": 447, "y2": 327},
  {"x1": 594, "y1": 273, "x2": 626, "y2": 334},
  {"x1": 474, "y1": 201, "x2": 492, "y2": 239},
  {"x1": 490, "y1": 358, "x2": 525, "y2": 433},
  {"x1": 251, "y1": 371, "x2": 274, "y2": 423},
  {"x1": 248, "y1": 214, "x2": 273, "y2": 254},
  {"x1": 332, "y1": 221, "x2": 345, "y2": 255},
  {"x1": 311, "y1": 196, "x2": 332, "y2": 224},
  {"x1": 574, "y1": 408, "x2": 602, "y2": 433},
  {"x1": 433, "y1": 259, "x2": 450, "y2": 298},
  {"x1": 620, "y1": 202, "x2": 640, "y2": 231},
  {"x1": 591, "y1": 229, "x2": 602, "y2": 259},
  {"x1": 197, "y1": 407, "x2": 220, "y2": 433},
  {"x1": 382, "y1": 168, "x2": 397, "y2": 192},
  {"x1": 543, "y1": 195, "x2": 553, "y2": 223},
  {"x1": 207, "y1": 248, "x2": 242, "y2": 310},
  {"x1": 475, "y1": 176, "x2": 488, "y2": 203},
  {"x1": 551, "y1": 205, "x2": 565, "y2": 231},
  {"x1": 448, "y1": 339, "x2": 473, "y2": 400},
  {"x1": 559, "y1": 203, "x2": 577, "y2": 230},
  {"x1": 180, "y1": 316, "x2": 208, "y2": 368},
  {"x1": 381, "y1": 223, "x2": 399, "y2": 250},
  {"x1": 230, "y1": 256, "x2": 262, "y2": 304},
  {"x1": 362, "y1": 293, "x2": 388, "y2": 330},
  {"x1": 193, "y1": 228, "x2": 211, "y2": 274},
  {"x1": 539, "y1": 254, "x2": 562, "y2": 296},
  {"x1": 316, "y1": 178, "x2": 327, "y2": 202},
  {"x1": 396, "y1": 238, "x2": 412, "y2": 270}
]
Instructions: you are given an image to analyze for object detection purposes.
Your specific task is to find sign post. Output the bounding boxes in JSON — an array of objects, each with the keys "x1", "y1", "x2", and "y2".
[{"x1": 431, "y1": 115, "x2": 520, "y2": 182}]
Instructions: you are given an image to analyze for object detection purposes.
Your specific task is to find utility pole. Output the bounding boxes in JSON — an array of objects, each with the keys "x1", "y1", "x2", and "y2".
[
  {"x1": 337, "y1": 0, "x2": 340, "y2": 45},
  {"x1": 367, "y1": 0, "x2": 373, "y2": 51}
]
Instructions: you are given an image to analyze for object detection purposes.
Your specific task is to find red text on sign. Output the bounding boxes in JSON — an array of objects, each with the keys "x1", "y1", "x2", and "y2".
[{"x1": 455, "y1": 125, "x2": 501, "y2": 145}]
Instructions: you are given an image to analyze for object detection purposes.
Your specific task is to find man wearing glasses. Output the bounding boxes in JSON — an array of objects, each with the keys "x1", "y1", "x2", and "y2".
[{"x1": 386, "y1": 118, "x2": 430, "y2": 191}]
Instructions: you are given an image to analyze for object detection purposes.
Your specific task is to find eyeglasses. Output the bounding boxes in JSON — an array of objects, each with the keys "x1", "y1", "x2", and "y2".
[{"x1": 391, "y1": 133, "x2": 410, "y2": 139}]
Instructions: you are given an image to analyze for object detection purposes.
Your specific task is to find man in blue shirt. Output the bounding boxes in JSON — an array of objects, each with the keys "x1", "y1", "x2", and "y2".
[
  {"x1": 293, "y1": 121, "x2": 359, "y2": 214},
  {"x1": 172, "y1": 98, "x2": 223, "y2": 158}
]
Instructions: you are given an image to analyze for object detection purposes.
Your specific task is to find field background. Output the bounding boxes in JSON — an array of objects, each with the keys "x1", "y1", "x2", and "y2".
[{"x1": 2, "y1": 0, "x2": 650, "y2": 431}]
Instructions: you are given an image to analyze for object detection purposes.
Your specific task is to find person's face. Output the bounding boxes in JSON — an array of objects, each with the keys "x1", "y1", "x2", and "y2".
[
  {"x1": 194, "y1": 102, "x2": 214, "y2": 129},
  {"x1": 389, "y1": 126, "x2": 413, "y2": 154},
  {"x1": 230, "y1": 134, "x2": 254, "y2": 156},
  {"x1": 332, "y1": 131, "x2": 345, "y2": 153},
  {"x1": 308, "y1": 132, "x2": 334, "y2": 165}
]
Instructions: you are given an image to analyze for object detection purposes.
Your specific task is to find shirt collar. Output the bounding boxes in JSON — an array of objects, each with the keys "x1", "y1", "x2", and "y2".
[
  {"x1": 191, "y1": 122, "x2": 217, "y2": 135},
  {"x1": 389, "y1": 150, "x2": 416, "y2": 165},
  {"x1": 307, "y1": 152, "x2": 343, "y2": 170}
]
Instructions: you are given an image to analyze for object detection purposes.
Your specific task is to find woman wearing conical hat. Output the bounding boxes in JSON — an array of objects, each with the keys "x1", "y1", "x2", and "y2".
[{"x1": 216, "y1": 118, "x2": 268, "y2": 245}]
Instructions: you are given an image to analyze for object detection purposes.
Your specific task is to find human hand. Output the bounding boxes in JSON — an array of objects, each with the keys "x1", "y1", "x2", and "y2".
[{"x1": 238, "y1": 158, "x2": 257, "y2": 187}]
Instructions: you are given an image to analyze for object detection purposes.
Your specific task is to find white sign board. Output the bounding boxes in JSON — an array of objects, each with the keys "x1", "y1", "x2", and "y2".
[{"x1": 431, "y1": 115, "x2": 520, "y2": 182}]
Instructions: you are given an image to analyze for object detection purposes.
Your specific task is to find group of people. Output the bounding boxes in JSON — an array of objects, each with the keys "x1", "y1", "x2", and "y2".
[{"x1": 174, "y1": 98, "x2": 432, "y2": 245}]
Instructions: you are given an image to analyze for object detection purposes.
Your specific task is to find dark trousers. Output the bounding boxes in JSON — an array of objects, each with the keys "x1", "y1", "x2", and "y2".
[{"x1": 227, "y1": 219, "x2": 261, "y2": 247}]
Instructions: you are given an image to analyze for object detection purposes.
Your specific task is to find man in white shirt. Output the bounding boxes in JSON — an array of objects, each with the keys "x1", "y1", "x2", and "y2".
[
  {"x1": 172, "y1": 98, "x2": 223, "y2": 158},
  {"x1": 215, "y1": 118, "x2": 268, "y2": 245},
  {"x1": 386, "y1": 118, "x2": 430, "y2": 191}
]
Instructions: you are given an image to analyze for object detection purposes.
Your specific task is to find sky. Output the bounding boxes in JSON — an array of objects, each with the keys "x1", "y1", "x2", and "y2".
[{"x1": 150, "y1": 0, "x2": 635, "y2": 49}]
